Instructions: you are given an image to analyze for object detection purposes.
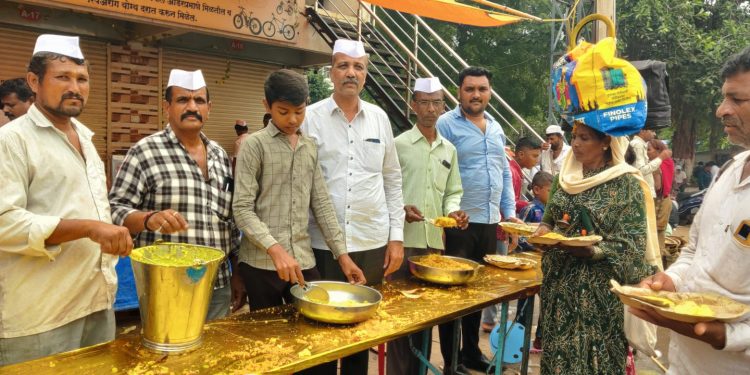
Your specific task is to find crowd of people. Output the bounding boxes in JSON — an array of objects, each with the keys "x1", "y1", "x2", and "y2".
[{"x1": 1, "y1": 32, "x2": 749, "y2": 375}]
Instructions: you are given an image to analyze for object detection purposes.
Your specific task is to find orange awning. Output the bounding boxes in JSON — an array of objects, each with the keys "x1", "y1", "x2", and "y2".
[{"x1": 366, "y1": 0, "x2": 525, "y2": 27}]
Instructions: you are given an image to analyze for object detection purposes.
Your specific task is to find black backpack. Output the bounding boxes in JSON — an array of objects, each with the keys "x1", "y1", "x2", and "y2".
[{"x1": 632, "y1": 60, "x2": 671, "y2": 129}]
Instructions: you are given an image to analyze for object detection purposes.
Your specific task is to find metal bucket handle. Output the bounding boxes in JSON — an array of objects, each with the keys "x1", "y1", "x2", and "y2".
[{"x1": 568, "y1": 14, "x2": 616, "y2": 51}]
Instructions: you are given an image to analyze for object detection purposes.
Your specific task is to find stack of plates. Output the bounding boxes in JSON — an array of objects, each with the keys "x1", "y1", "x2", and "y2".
[{"x1": 526, "y1": 233, "x2": 602, "y2": 246}]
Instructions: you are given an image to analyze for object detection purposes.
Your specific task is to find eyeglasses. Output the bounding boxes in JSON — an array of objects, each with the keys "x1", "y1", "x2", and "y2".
[{"x1": 414, "y1": 99, "x2": 445, "y2": 108}]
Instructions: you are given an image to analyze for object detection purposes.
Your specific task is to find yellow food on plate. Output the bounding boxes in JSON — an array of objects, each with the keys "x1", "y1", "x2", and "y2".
[
  {"x1": 415, "y1": 254, "x2": 474, "y2": 271},
  {"x1": 634, "y1": 295, "x2": 675, "y2": 308},
  {"x1": 433, "y1": 216, "x2": 458, "y2": 228},
  {"x1": 673, "y1": 300, "x2": 714, "y2": 317}
]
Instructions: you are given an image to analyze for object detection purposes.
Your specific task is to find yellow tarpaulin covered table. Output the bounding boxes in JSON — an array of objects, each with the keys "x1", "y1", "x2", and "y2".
[{"x1": 2, "y1": 253, "x2": 541, "y2": 374}]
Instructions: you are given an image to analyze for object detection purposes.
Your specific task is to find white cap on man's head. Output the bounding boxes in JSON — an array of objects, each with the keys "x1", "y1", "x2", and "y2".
[
  {"x1": 33, "y1": 34, "x2": 84, "y2": 60},
  {"x1": 414, "y1": 77, "x2": 442, "y2": 94},
  {"x1": 167, "y1": 69, "x2": 206, "y2": 90},
  {"x1": 545, "y1": 124, "x2": 564, "y2": 136},
  {"x1": 332, "y1": 39, "x2": 366, "y2": 58}
]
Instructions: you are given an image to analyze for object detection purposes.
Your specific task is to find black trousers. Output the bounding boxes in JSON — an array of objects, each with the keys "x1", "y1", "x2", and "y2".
[
  {"x1": 239, "y1": 263, "x2": 331, "y2": 375},
  {"x1": 312, "y1": 247, "x2": 387, "y2": 375},
  {"x1": 438, "y1": 223, "x2": 496, "y2": 365}
]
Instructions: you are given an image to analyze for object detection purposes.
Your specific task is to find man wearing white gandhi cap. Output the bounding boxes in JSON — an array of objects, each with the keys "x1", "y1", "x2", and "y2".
[
  {"x1": 301, "y1": 39, "x2": 405, "y2": 373},
  {"x1": 109, "y1": 69, "x2": 244, "y2": 320},
  {"x1": 387, "y1": 77, "x2": 468, "y2": 375},
  {"x1": 0, "y1": 34, "x2": 133, "y2": 365}
]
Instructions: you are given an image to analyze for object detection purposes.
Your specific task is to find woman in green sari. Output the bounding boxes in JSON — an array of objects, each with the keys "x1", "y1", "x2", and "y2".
[{"x1": 534, "y1": 122, "x2": 660, "y2": 374}]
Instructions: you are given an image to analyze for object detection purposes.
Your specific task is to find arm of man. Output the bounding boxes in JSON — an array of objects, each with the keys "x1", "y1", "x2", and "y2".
[
  {"x1": 443, "y1": 149, "x2": 468, "y2": 228},
  {"x1": 633, "y1": 142, "x2": 663, "y2": 176},
  {"x1": 1, "y1": 135, "x2": 132, "y2": 257},
  {"x1": 381, "y1": 124, "x2": 405, "y2": 277},
  {"x1": 233, "y1": 137, "x2": 303, "y2": 284},
  {"x1": 108, "y1": 147, "x2": 188, "y2": 235},
  {"x1": 500, "y1": 154, "x2": 519, "y2": 222}
]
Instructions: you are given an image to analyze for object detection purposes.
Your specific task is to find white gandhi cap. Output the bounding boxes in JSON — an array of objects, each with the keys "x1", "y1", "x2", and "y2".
[
  {"x1": 413, "y1": 77, "x2": 442, "y2": 94},
  {"x1": 167, "y1": 69, "x2": 207, "y2": 90},
  {"x1": 545, "y1": 124, "x2": 564, "y2": 136},
  {"x1": 33, "y1": 34, "x2": 84, "y2": 60},
  {"x1": 332, "y1": 39, "x2": 366, "y2": 58}
]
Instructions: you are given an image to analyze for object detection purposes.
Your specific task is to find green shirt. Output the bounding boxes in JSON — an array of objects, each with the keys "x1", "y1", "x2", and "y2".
[
  {"x1": 395, "y1": 126, "x2": 463, "y2": 249},
  {"x1": 233, "y1": 124, "x2": 346, "y2": 270}
]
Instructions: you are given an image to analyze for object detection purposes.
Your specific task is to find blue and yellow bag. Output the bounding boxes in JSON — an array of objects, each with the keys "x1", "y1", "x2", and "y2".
[{"x1": 552, "y1": 37, "x2": 647, "y2": 136}]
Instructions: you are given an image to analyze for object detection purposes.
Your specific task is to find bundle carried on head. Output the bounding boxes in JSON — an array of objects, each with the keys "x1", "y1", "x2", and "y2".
[{"x1": 552, "y1": 37, "x2": 647, "y2": 136}]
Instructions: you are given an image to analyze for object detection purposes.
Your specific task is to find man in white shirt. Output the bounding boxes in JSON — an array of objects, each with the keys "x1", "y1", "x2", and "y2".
[
  {"x1": 539, "y1": 124, "x2": 570, "y2": 175},
  {"x1": 301, "y1": 39, "x2": 405, "y2": 374},
  {"x1": 0, "y1": 34, "x2": 132, "y2": 365},
  {"x1": 631, "y1": 46, "x2": 750, "y2": 375},
  {"x1": 630, "y1": 128, "x2": 672, "y2": 195},
  {"x1": 673, "y1": 165, "x2": 688, "y2": 193}
]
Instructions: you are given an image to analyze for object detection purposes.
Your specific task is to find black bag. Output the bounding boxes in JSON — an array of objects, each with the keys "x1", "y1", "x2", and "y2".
[{"x1": 632, "y1": 60, "x2": 671, "y2": 129}]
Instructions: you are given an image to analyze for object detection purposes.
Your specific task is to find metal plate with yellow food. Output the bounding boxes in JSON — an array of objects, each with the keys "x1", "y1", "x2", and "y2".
[
  {"x1": 498, "y1": 222, "x2": 539, "y2": 236},
  {"x1": 408, "y1": 254, "x2": 481, "y2": 285},
  {"x1": 483, "y1": 254, "x2": 537, "y2": 270},
  {"x1": 290, "y1": 281, "x2": 382, "y2": 324},
  {"x1": 430, "y1": 216, "x2": 459, "y2": 228},
  {"x1": 610, "y1": 280, "x2": 750, "y2": 323}
]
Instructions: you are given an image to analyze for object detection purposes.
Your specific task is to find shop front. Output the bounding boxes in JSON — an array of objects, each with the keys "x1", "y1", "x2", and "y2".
[{"x1": 1, "y1": 0, "x2": 332, "y2": 177}]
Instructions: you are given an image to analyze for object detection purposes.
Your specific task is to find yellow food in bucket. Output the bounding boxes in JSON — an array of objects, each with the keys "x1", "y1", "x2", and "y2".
[
  {"x1": 673, "y1": 300, "x2": 714, "y2": 317},
  {"x1": 130, "y1": 245, "x2": 222, "y2": 267}
]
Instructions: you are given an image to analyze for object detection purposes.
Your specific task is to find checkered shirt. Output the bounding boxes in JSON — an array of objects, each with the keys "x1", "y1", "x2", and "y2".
[{"x1": 109, "y1": 125, "x2": 240, "y2": 289}]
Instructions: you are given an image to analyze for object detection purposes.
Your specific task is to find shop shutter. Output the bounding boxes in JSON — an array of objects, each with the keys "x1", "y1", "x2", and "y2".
[
  {"x1": 0, "y1": 26, "x2": 108, "y2": 164},
  {"x1": 162, "y1": 49, "x2": 279, "y2": 156}
]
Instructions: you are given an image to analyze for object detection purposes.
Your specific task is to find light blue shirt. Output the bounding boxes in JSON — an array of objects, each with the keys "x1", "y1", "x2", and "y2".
[{"x1": 437, "y1": 106, "x2": 515, "y2": 223}]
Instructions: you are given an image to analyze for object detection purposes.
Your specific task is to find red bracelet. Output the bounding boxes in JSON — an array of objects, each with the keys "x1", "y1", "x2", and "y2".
[{"x1": 143, "y1": 211, "x2": 157, "y2": 231}]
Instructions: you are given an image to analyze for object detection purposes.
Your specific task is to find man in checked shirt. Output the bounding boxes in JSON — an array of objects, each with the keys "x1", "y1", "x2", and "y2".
[{"x1": 109, "y1": 69, "x2": 243, "y2": 320}]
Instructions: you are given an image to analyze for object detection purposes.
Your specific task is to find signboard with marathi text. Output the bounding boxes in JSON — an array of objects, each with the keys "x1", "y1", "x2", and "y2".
[{"x1": 36, "y1": 0, "x2": 301, "y2": 42}]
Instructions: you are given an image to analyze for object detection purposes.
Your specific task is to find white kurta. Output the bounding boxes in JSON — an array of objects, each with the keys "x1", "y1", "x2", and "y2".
[
  {"x1": 301, "y1": 97, "x2": 404, "y2": 252},
  {"x1": 665, "y1": 150, "x2": 750, "y2": 375},
  {"x1": 540, "y1": 143, "x2": 571, "y2": 176},
  {"x1": 0, "y1": 105, "x2": 117, "y2": 338}
]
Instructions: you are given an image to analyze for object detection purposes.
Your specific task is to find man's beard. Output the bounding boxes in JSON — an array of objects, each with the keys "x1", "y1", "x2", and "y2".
[
  {"x1": 460, "y1": 101, "x2": 487, "y2": 116},
  {"x1": 44, "y1": 93, "x2": 86, "y2": 118},
  {"x1": 44, "y1": 102, "x2": 84, "y2": 117}
]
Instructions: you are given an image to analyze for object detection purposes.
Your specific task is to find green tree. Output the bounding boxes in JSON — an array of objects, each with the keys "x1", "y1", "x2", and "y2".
[
  {"x1": 617, "y1": 0, "x2": 750, "y2": 165},
  {"x1": 306, "y1": 68, "x2": 332, "y2": 104}
]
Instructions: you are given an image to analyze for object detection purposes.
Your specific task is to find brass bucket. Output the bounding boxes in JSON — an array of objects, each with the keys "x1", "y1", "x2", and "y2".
[{"x1": 130, "y1": 242, "x2": 225, "y2": 353}]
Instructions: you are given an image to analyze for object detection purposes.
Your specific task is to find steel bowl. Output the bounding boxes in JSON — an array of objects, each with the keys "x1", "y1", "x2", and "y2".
[
  {"x1": 290, "y1": 281, "x2": 382, "y2": 324},
  {"x1": 408, "y1": 255, "x2": 481, "y2": 285}
]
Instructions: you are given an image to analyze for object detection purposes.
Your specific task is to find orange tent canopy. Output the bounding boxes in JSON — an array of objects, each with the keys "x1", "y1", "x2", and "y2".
[{"x1": 366, "y1": 0, "x2": 525, "y2": 27}]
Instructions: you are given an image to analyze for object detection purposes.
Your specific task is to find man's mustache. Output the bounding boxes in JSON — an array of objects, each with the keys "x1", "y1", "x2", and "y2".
[
  {"x1": 61, "y1": 92, "x2": 84, "y2": 101},
  {"x1": 181, "y1": 111, "x2": 203, "y2": 122},
  {"x1": 343, "y1": 78, "x2": 359, "y2": 85}
]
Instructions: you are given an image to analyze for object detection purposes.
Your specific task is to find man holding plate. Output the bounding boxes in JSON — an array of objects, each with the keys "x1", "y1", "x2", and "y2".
[{"x1": 631, "y1": 46, "x2": 750, "y2": 374}]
